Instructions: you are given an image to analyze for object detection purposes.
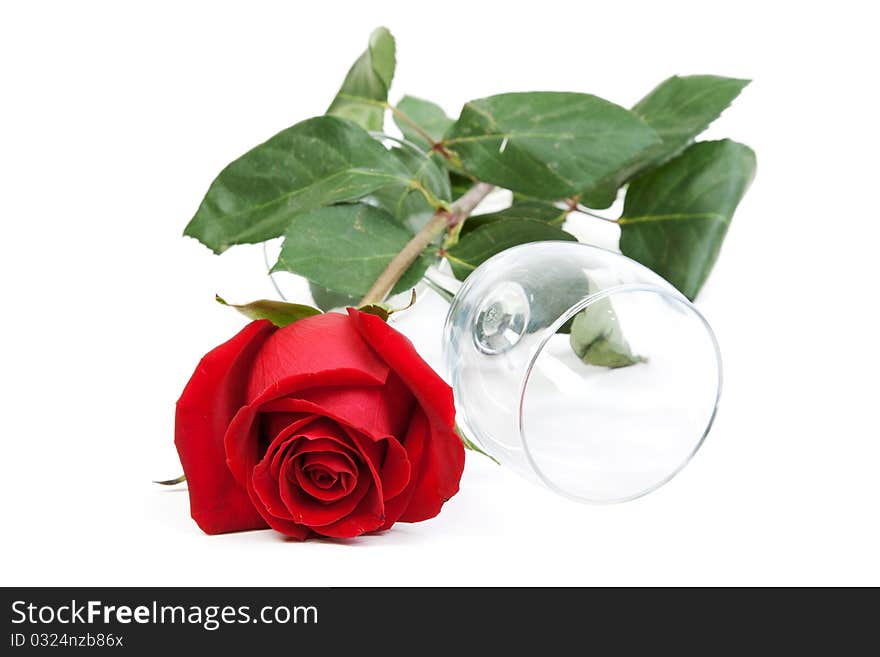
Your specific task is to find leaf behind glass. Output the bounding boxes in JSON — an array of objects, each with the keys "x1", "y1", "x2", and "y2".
[
  {"x1": 462, "y1": 201, "x2": 567, "y2": 235},
  {"x1": 446, "y1": 218, "x2": 576, "y2": 280},
  {"x1": 569, "y1": 298, "x2": 644, "y2": 368}
]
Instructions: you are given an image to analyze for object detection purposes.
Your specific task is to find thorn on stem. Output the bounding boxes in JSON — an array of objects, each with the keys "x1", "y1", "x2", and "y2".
[{"x1": 439, "y1": 209, "x2": 459, "y2": 228}]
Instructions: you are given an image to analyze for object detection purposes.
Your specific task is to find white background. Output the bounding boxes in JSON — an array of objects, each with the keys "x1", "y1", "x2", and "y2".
[{"x1": 2, "y1": 0, "x2": 878, "y2": 586}]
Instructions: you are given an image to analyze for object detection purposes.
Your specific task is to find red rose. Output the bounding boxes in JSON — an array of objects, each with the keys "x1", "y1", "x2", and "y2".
[{"x1": 174, "y1": 309, "x2": 464, "y2": 539}]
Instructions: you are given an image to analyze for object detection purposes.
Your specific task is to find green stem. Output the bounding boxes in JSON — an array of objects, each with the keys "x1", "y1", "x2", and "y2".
[
  {"x1": 334, "y1": 93, "x2": 449, "y2": 158},
  {"x1": 408, "y1": 178, "x2": 446, "y2": 210},
  {"x1": 573, "y1": 202, "x2": 619, "y2": 224},
  {"x1": 456, "y1": 424, "x2": 500, "y2": 464},
  {"x1": 387, "y1": 104, "x2": 440, "y2": 150},
  {"x1": 358, "y1": 182, "x2": 495, "y2": 305}
]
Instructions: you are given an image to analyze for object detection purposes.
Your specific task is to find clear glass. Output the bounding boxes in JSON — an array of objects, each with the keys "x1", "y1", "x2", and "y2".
[{"x1": 442, "y1": 241, "x2": 721, "y2": 503}]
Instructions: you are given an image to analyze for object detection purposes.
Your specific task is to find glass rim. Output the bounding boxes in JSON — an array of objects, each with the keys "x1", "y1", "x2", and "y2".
[{"x1": 516, "y1": 282, "x2": 723, "y2": 504}]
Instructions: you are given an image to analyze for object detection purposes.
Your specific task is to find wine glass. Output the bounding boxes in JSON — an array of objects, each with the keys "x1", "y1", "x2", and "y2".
[{"x1": 434, "y1": 241, "x2": 720, "y2": 503}]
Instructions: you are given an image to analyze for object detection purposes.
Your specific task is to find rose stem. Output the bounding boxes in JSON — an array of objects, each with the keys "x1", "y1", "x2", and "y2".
[{"x1": 358, "y1": 182, "x2": 495, "y2": 306}]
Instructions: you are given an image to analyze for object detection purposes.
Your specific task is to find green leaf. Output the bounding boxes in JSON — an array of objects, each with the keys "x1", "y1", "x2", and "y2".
[
  {"x1": 455, "y1": 424, "x2": 499, "y2": 464},
  {"x1": 444, "y1": 92, "x2": 660, "y2": 199},
  {"x1": 309, "y1": 281, "x2": 360, "y2": 312},
  {"x1": 370, "y1": 145, "x2": 450, "y2": 231},
  {"x1": 326, "y1": 27, "x2": 396, "y2": 131},
  {"x1": 184, "y1": 116, "x2": 411, "y2": 253},
  {"x1": 357, "y1": 304, "x2": 391, "y2": 321},
  {"x1": 462, "y1": 201, "x2": 567, "y2": 235},
  {"x1": 393, "y1": 96, "x2": 453, "y2": 150},
  {"x1": 569, "y1": 298, "x2": 644, "y2": 368},
  {"x1": 449, "y1": 172, "x2": 475, "y2": 200},
  {"x1": 215, "y1": 294, "x2": 321, "y2": 327},
  {"x1": 358, "y1": 289, "x2": 417, "y2": 322},
  {"x1": 272, "y1": 204, "x2": 432, "y2": 297},
  {"x1": 634, "y1": 75, "x2": 750, "y2": 158},
  {"x1": 392, "y1": 97, "x2": 470, "y2": 184},
  {"x1": 446, "y1": 218, "x2": 576, "y2": 280},
  {"x1": 619, "y1": 139, "x2": 756, "y2": 300},
  {"x1": 581, "y1": 75, "x2": 750, "y2": 209},
  {"x1": 577, "y1": 178, "x2": 622, "y2": 211}
]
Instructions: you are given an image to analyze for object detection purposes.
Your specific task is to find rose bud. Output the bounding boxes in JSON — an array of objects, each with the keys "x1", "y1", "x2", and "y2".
[{"x1": 175, "y1": 309, "x2": 464, "y2": 539}]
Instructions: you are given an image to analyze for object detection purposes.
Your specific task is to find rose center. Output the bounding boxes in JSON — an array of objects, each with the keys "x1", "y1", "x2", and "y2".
[{"x1": 306, "y1": 464, "x2": 338, "y2": 489}]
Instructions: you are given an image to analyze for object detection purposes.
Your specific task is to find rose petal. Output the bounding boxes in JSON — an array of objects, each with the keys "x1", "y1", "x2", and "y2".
[
  {"x1": 255, "y1": 417, "x2": 371, "y2": 531},
  {"x1": 247, "y1": 312, "x2": 389, "y2": 402},
  {"x1": 301, "y1": 427, "x2": 388, "y2": 538},
  {"x1": 266, "y1": 417, "x2": 351, "y2": 479},
  {"x1": 293, "y1": 439, "x2": 359, "y2": 502},
  {"x1": 295, "y1": 371, "x2": 415, "y2": 439},
  {"x1": 298, "y1": 448, "x2": 357, "y2": 476},
  {"x1": 175, "y1": 320, "x2": 274, "y2": 535},
  {"x1": 252, "y1": 419, "x2": 353, "y2": 519},
  {"x1": 248, "y1": 479, "x2": 312, "y2": 540},
  {"x1": 253, "y1": 397, "x2": 398, "y2": 447},
  {"x1": 252, "y1": 446, "x2": 298, "y2": 521},
  {"x1": 339, "y1": 426, "x2": 385, "y2": 485},
  {"x1": 267, "y1": 415, "x2": 320, "y2": 478},
  {"x1": 295, "y1": 452, "x2": 355, "y2": 502},
  {"x1": 379, "y1": 409, "x2": 428, "y2": 530},
  {"x1": 268, "y1": 435, "x2": 299, "y2": 480},
  {"x1": 260, "y1": 411, "x2": 313, "y2": 445},
  {"x1": 400, "y1": 419, "x2": 464, "y2": 523},
  {"x1": 310, "y1": 484, "x2": 386, "y2": 539},
  {"x1": 346, "y1": 310, "x2": 464, "y2": 525},
  {"x1": 225, "y1": 370, "x2": 375, "y2": 487},
  {"x1": 260, "y1": 398, "x2": 409, "y2": 501},
  {"x1": 347, "y1": 309, "x2": 455, "y2": 427},
  {"x1": 378, "y1": 436, "x2": 410, "y2": 501},
  {"x1": 279, "y1": 458, "x2": 372, "y2": 527}
]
